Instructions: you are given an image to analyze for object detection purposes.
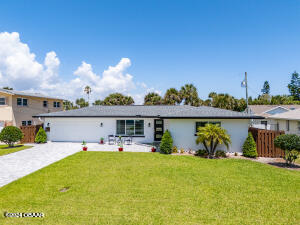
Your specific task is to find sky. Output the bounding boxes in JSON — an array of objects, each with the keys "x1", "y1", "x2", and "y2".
[{"x1": 0, "y1": 0, "x2": 299, "y2": 104}]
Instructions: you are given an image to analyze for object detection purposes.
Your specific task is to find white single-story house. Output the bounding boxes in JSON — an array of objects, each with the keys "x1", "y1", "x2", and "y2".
[{"x1": 34, "y1": 105, "x2": 263, "y2": 152}]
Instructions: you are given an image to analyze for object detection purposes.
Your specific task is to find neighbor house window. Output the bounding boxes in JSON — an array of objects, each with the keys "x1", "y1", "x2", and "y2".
[
  {"x1": 286, "y1": 120, "x2": 290, "y2": 131},
  {"x1": 0, "y1": 97, "x2": 5, "y2": 105},
  {"x1": 195, "y1": 121, "x2": 221, "y2": 133},
  {"x1": 17, "y1": 98, "x2": 28, "y2": 106},
  {"x1": 21, "y1": 120, "x2": 32, "y2": 126},
  {"x1": 298, "y1": 122, "x2": 300, "y2": 132},
  {"x1": 261, "y1": 121, "x2": 268, "y2": 129},
  {"x1": 53, "y1": 101, "x2": 61, "y2": 108},
  {"x1": 43, "y1": 101, "x2": 48, "y2": 107},
  {"x1": 116, "y1": 120, "x2": 144, "y2": 135}
]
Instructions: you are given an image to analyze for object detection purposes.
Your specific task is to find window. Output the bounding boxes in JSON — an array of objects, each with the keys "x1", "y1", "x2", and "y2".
[
  {"x1": 53, "y1": 101, "x2": 61, "y2": 108},
  {"x1": 116, "y1": 120, "x2": 144, "y2": 135},
  {"x1": 21, "y1": 120, "x2": 32, "y2": 126},
  {"x1": 43, "y1": 101, "x2": 48, "y2": 107},
  {"x1": 286, "y1": 120, "x2": 290, "y2": 131},
  {"x1": 298, "y1": 122, "x2": 300, "y2": 132},
  {"x1": 0, "y1": 97, "x2": 5, "y2": 105},
  {"x1": 195, "y1": 121, "x2": 221, "y2": 133},
  {"x1": 17, "y1": 98, "x2": 28, "y2": 106},
  {"x1": 261, "y1": 121, "x2": 268, "y2": 129}
]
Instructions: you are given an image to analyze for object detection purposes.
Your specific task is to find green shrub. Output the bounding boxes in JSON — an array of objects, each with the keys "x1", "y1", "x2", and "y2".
[
  {"x1": 243, "y1": 132, "x2": 257, "y2": 158},
  {"x1": 0, "y1": 126, "x2": 23, "y2": 147},
  {"x1": 215, "y1": 150, "x2": 227, "y2": 158},
  {"x1": 35, "y1": 127, "x2": 47, "y2": 143},
  {"x1": 172, "y1": 146, "x2": 178, "y2": 153},
  {"x1": 274, "y1": 134, "x2": 300, "y2": 165},
  {"x1": 159, "y1": 130, "x2": 173, "y2": 154},
  {"x1": 195, "y1": 149, "x2": 208, "y2": 157}
]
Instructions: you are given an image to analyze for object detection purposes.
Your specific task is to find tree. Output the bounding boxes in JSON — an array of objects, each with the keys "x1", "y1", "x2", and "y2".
[
  {"x1": 242, "y1": 133, "x2": 257, "y2": 158},
  {"x1": 84, "y1": 86, "x2": 92, "y2": 104},
  {"x1": 288, "y1": 71, "x2": 300, "y2": 100},
  {"x1": 2, "y1": 87, "x2": 13, "y2": 90},
  {"x1": 195, "y1": 124, "x2": 231, "y2": 158},
  {"x1": 261, "y1": 81, "x2": 270, "y2": 94},
  {"x1": 63, "y1": 100, "x2": 78, "y2": 110},
  {"x1": 144, "y1": 92, "x2": 163, "y2": 105},
  {"x1": 159, "y1": 130, "x2": 173, "y2": 154},
  {"x1": 102, "y1": 93, "x2": 134, "y2": 105},
  {"x1": 180, "y1": 84, "x2": 200, "y2": 106},
  {"x1": 274, "y1": 134, "x2": 300, "y2": 165},
  {"x1": 0, "y1": 126, "x2": 23, "y2": 147},
  {"x1": 93, "y1": 100, "x2": 103, "y2": 105},
  {"x1": 75, "y1": 98, "x2": 89, "y2": 108},
  {"x1": 35, "y1": 127, "x2": 47, "y2": 143},
  {"x1": 163, "y1": 88, "x2": 182, "y2": 105}
]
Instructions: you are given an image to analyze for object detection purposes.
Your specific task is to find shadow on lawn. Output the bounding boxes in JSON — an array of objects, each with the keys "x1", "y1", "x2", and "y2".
[
  {"x1": 268, "y1": 162, "x2": 300, "y2": 170},
  {"x1": 1, "y1": 145, "x2": 24, "y2": 149}
]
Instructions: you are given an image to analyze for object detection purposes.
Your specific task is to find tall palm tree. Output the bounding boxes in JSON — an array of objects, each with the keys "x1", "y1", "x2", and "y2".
[
  {"x1": 102, "y1": 93, "x2": 134, "y2": 105},
  {"x1": 196, "y1": 123, "x2": 231, "y2": 158},
  {"x1": 180, "y1": 84, "x2": 200, "y2": 106},
  {"x1": 144, "y1": 92, "x2": 163, "y2": 105},
  {"x1": 84, "y1": 86, "x2": 92, "y2": 105},
  {"x1": 163, "y1": 88, "x2": 182, "y2": 105}
]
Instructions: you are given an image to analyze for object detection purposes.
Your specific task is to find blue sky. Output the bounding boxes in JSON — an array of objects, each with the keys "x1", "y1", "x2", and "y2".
[{"x1": 0, "y1": 0, "x2": 299, "y2": 102}]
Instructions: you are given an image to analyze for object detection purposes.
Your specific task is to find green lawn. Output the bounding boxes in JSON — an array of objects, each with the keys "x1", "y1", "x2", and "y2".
[
  {"x1": 0, "y1": 152, "x2": 299, "y2": 225},
  {"x1": 0, "y1": 145, "x2": 32, "y2": 156}
]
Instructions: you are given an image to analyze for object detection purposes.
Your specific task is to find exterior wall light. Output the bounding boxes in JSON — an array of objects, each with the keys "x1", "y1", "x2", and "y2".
[
  {"x1": 100, "y1": 122, "x2": 103, "y2": 127},
  {"x1": 148, "y1": 122, "x2": 151, "y2": 127}
]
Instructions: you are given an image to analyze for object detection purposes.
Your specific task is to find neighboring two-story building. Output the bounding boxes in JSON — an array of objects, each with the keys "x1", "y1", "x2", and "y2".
[{"x1": 0, "y1": 89, "x2": 64, "y2": 129}]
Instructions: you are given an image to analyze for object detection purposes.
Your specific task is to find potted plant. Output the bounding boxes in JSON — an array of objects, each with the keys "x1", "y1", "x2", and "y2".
[
  {"x1": 100, "y1": 137, "x2": 104, "y2": 144},
  {"x1": 151, "y1": 146, "x2": 156, "y2": 152},
  {"x1": 118, "y1": 143, "x2": 123, "y2": 152},
  {"x1": 82, "y1": 141, "x2": 87, "y2": 151}
]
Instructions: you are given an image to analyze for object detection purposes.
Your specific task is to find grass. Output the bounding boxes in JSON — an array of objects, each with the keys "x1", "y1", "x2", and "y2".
[
  {"x1": 0, "y1": 152, "x2": 299, "y2": 225},
  {"x1": 0, "y1": 144, "x2": 32, "y2": 156}
]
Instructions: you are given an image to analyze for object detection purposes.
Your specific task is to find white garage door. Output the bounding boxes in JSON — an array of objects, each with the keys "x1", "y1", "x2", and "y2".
[{"x1": 50, "y1": 120, "x2": 103, "y2": 142}]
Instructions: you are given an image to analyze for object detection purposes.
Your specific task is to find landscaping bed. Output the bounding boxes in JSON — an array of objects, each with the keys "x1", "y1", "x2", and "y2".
[
  {"x1": 0, "y1": 145, "x2": 32, "y2": 156},
  {"x1": 0, "y1": 152, "x2": 299, "y2": 224}
]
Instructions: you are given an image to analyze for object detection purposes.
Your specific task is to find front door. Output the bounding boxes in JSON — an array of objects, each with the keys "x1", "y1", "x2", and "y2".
[{"x1": 154, "y1": 119, "x2": 164, "y2": 141}]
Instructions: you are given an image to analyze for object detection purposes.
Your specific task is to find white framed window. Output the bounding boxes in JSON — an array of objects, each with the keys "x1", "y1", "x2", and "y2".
[
  {"x1": 53, "y1": 101, "x2": 61, "y2": 108},
  {"x1": 0, "y1": 97, "x2": 6, "y2": 105},
  {"x1": 17, "y1": 98, "x2": 28, "y2": 106},
  {"x1": 286, "y1": 120, "x2": 290, "y2": 131},
  {"x1": 21, "y1": 120, "x2": 32, "y2": 126},
  {"x1": 116, "y1": 120, "x2": 144, "y2": 136},
  {"x1": 43, "y1": 100, "x2": 48, "y2": 107}
]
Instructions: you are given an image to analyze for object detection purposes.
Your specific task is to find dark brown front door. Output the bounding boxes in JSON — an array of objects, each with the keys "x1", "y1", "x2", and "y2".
[{"x1": 154, "y1": 119, "x2": 164, "y2": 141}]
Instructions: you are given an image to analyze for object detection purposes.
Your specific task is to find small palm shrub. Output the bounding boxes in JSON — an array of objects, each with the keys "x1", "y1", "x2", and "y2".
[
  {"x1": 215, "y1": 150, "x2": 227, "y2": 158},
  {"x1": 0, "y1": 126, "x2": 23, "y2": 147},
  {"x1": 160, "y1": 130, "x2": 173, "y2": 154},
  {"x1": 195, "y1": 149, "x2": 208, "y2": 157},
  {"x1": 242, "y1": 132, "x2": 257, "y2": 158},
  {"x1": 35, "y1": 127, "x2": 47, "y2": 143},
  {"x1": 274, "y1": 134, "x2": 300, "y2": 165}
]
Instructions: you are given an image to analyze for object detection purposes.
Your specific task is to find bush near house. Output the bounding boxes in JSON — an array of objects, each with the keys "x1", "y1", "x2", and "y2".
[
  {"x1": 215, "y1": 150, "x2": 227, "y2": 158},
  {"x1": 274, "y1": 134, "x2": 300, "y2": 165},
  {"x1": 242, "y1": 132, "x2": 258, "y2": 158},
  {"x1": 160, "y1": 130, "x2": 173, "y2": 154},
  {"x1": 0, "y1": 126, "x2": 24, "y2": 147},
  {"x1": 195, "y1": 149, "x2": 208, "y2": 157},
  {"x1": 35, "y1": 127, "x2": 47, "y2": 143}
]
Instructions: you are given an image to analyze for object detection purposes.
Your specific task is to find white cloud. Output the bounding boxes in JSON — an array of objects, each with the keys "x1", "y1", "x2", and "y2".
[{"x1": 0, "y1": 31, "x2": 159, "y2": 104}]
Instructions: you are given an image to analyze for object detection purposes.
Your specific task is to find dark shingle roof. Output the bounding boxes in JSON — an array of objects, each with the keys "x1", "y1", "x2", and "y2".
[
  {"x1": 0, "y1": 88, "x2": 64, "y2": 100},
  {"x1": 34, "y1": 105, "x2": 263, "y2": 119}
]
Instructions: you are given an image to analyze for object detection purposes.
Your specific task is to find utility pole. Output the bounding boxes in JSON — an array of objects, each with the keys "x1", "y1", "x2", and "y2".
[{"x1": 245, "y1": 72, "x2": 249, "y2": 113}]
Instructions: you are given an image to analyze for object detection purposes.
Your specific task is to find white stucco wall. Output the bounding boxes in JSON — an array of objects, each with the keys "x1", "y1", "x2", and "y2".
[
  {"x1": 165, "y1": 119, "x2": 250, "y2": 152},
  {"x1": 45, "y1": 117, "x2": 155, "y2": 143}
]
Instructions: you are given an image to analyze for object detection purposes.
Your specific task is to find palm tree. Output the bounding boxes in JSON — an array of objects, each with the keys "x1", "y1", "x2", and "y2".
[
  {"x1": 196, "y1": 124, "x2": 231, "y2": 158},
  {"x1": 84, "y1": 86, "x2": 92, "y2": 105},
  {"x1": 163, "y1": 88, "x2": 182, "y2": 105},
  {"x1": 102, "y1": 93, "x2": 134, "y2": 105},
  {"x1": 75, "y1": 98, "x2": 89, "y2": 108},
  {"x1": 180, "y1": 84, "x2": 200, "y2": 106},
  {"x1": 144, "y1": 92, "x2": 163, "y2": 105}
]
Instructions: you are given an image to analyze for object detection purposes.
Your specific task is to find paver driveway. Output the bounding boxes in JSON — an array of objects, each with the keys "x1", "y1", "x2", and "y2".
[{"x1": 0, "y1": 142, "x2": 81, "y2": 187}]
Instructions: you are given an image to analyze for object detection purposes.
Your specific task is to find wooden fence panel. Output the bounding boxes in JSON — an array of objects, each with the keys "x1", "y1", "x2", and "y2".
[
  {"x1": 249, "y1": 127, "x2": 285, "y2": 158},
  {"x1": 20, "y1": 124, "x2": 43, "y2": 143}
]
